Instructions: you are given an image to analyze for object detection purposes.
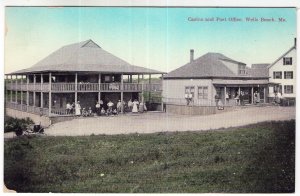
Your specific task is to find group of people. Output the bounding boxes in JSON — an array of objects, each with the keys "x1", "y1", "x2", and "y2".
[
  {"x1": 215, "y1": 90, "x2": 262, "y2": 108},
  {"x1": 66, "y1": 99, "x2": 147, "y2": 117}
]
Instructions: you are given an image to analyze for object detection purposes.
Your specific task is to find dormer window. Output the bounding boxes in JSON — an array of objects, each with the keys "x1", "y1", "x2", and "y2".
[
  {"x1": 238, "y1": 64, "x2": 246, "y2": 75},
  {"x1": 283, "y1": 57, "x2": 292, "y2": 65}
]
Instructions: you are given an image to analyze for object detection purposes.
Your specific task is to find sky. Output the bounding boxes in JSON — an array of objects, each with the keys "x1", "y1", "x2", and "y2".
[{"x1": 4, "y1": 7, "x2": 297, "y2": 74}]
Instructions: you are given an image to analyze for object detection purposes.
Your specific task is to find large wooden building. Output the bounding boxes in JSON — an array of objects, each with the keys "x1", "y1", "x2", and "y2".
[
  {"x1": 268, "y1": 38, "x2": 296, "y2": 103},
  {"x1": 162, "y1": 50, "x2": 274, "y2": 115},
  {"x1": 5, "y1": 39, "x2": 164, "y2": 124}
]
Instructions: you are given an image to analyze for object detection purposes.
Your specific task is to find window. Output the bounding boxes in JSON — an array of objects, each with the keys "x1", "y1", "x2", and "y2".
[
  {"x1": 198, "y1": 86, "x2": 208, "y2": 99},
  {"x1": 104, "y1": 75, "x2": 111, "y2": 82},
  {"x1": 283, "y1": 57, "x2": 292, "y2": 65},
  {"x1": 185, "y1": 86, "x2": 195, "y2": 97},
  {"x1": 284, "y1": 71, "x2": 293, "y2": 79},
  {"x1": 238, "y1": 64, "x2": 246, "y2": 75},
  {"x1": 273, "y1": 71, "x2": 282, "y2": 79},
  {"x1": 274, "y1": 85, "x2": 282, "y2": 94},
  {"x1": 284, "y1": 85, "x2": 293, "y2": 94}
]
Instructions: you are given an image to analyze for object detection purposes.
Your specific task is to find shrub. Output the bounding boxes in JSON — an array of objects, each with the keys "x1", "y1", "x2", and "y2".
[{"x1": 4, "y1": 116, "x2": 34, "y2": 135}]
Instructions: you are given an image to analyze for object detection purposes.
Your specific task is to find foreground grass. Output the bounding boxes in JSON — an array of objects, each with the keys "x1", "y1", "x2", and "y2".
[{"x1": 4, "y1": 120, "x2": 295, "y2": 193}]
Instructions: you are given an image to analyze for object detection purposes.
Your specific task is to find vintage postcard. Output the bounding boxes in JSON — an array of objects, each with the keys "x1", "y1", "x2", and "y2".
[{"x1": 3, "y1": 3, "x2": 297, "y2": 193}]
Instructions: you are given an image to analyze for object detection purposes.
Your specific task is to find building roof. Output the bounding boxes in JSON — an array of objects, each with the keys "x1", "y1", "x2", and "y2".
[
  {"x1": 246, "y1": 64, "x2": 269, "y2": 78},
  {"x1": 10, "y1": 39, "x2": 164, "y2": 75},
  {"x1": 164, "y1": 52, "x2": 267, "y2": 79},
  {"x1": 251, "y1": 63, "x2": 269, "y2": 69},
  {"x1": 267, "y1": 46, "x2": 296, "y2": 69}
]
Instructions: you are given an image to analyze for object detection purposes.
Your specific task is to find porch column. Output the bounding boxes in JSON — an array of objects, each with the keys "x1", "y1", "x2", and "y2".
[
  {"x1": 224, "y1": 86, "x2": 227, "y2": 106},
  {"x1": 20, "y1": 75, "x2": 23, "y2": 106},
  {"x1": 48, "y1": 73, "x2": 52, "y2": 116},
  {"x1": 138, "y1": 74, "x2": 140, "y2": 83},
  {"x1": 10, "y1": 75, "x2": 13, "y2": 102},
  {"x1": 251, "y1": 86, "x2": 254, "y2": 104},
  {"x1": 98, "y1": 73, "x2": 101, "y2": 104},
  {"x1": 75, "y1": 73, "x2": 78, "y2": 104},
  {"x1": 33, "y1": 74, "x2": 36, "y2": 107},
  {"x1": 15, "y1": 75, "x2": 18, "y2": 103},
  {"x1": 238, "y1": 86, "x2": 241, "y2": 105},
  {"x1": 148, "y1": 74, "x2": 152, "y2": 103},
  {"x1": 121, "y1": 74, "x2": 124, "y2": 113},
  {"x1": 130, "y1": 75, "x2": 133, "y2": 83},
  {"x1": 26, "y1": 75, "x2": 29, "y2": 109},
  {"x1": 263, "y1": 87, "x2": 266, "y2": 103},
  {"x1": 41, "y1": 74, "x2": 44, "y2": 108}
]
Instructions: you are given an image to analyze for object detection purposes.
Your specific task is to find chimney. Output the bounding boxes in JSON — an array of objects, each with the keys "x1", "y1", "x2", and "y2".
[
  {"x1": 190, "y1": 49, "x2": 194, "y2": 63},
  {"x1": 294, "y1": 37, "x2": 297, "y2": 48}
]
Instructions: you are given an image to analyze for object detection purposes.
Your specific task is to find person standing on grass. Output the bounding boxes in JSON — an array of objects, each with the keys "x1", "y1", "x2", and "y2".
[{"x1": 75, "y1": 101, "x2": 81, "y2": 116}]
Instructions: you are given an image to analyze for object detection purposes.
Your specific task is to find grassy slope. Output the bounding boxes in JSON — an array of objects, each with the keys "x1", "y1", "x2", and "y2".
[{"x1": 4, "y1": 120, "x2": 295, "y2": 193}]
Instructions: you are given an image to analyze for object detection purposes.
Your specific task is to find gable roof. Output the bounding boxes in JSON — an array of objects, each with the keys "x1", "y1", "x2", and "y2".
[
  {"x1": 267, "y1": 46, "x2": 296, "y2": 69},
  {"x1": 10, "y1": 39, "x2": 164, "y2": 74},
  {"x1": 164, "y1": 52, "x2": 250, "y2": 79}
]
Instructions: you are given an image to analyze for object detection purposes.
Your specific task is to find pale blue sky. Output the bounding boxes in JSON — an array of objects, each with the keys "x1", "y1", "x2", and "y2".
[{"x1": 5, "y1": 7, "x2": 296, "y2": 74}]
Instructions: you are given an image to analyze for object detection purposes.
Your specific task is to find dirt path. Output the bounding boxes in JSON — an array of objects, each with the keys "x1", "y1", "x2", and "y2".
[{"x1": 41, "y1": 106, "x2": 295, "y2": 136}]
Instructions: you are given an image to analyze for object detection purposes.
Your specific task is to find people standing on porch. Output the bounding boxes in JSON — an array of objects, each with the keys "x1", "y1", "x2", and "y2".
[
  {"x1": 128, "y1": 99, "x2": 133, "y2": 111},
  {"x1": 117, "y1": 100, "x2": 122, "y2": 113},
  {"x1": 75, "y1": 101, "x2": 81, "y2": 116},
  {"x1": 225, "y1": 92, "x2": 229, "y2": 104},
  {"x1": 132, "y1": 99, "x2": 139, "y2": 113},
  {"x1": 71, "y1": 102, "x2": 75, "y2": 115},
  {"x1": 96, "y1": 102, "x2": 101, "y2": 116},
  {"x1": 66, "y1": 102, "x2": 71, "y2": 115},
  {"x1": 240, "y1": 91, "x2": 245, "y2": 106},
  {"x1": 254, "y1": 91, "x2": 260, "y2": 104},
  {"x1": 234, "y1": 93, "x2": 239, "y2": 106}
]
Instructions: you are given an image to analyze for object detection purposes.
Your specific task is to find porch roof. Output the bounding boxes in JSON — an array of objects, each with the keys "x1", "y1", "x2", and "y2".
[
  {"x1": 9, "y1": 39, "x2": 165, "y2": 75},
  {"x1": 212, "y1": 79, "x2": 269, "y2": 86}
]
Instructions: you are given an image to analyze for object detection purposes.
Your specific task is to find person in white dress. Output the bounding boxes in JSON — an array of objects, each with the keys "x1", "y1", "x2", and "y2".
[
  {"x1": 75, "y1": 101, "x2": 81, "y2": 116},
  {"x1": 132, "y1": 99, "x2": 139, "y2": 113}
]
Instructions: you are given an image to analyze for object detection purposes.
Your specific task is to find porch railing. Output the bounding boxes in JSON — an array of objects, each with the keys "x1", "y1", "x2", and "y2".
[
  {"x1": 6, "y1": 102, "x2": 49, "y2": 116},
  {"x1": 163, "y1": 98, "x2": 216, "y2": 106},
  {"x1": 5, "y1": 82, "x2": 162, "y2": 92},
  {"x1": 51, "y1": 83, "x2": 75, "y2": 92}
]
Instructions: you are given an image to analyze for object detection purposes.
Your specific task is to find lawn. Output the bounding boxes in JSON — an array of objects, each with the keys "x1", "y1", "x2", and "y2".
[{"x1": 4, "y1": 120, "x2": 295, "y2": 193}]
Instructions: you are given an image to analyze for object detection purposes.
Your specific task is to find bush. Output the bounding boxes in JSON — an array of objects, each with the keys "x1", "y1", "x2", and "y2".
[{"x1": 4, "y1": 116, "x2": 34, "y2": 135}]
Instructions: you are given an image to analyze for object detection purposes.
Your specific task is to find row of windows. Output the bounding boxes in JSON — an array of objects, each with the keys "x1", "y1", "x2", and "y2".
[
  {"x1": 185, "y1": 86, "x2": 208, "y2": 99},
  {"x1": 273, "y1": 71, "x2": 293, "y2": 79},
  {"x1": 275, "y1": 85, "x2": 294, "y2": 94}
]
